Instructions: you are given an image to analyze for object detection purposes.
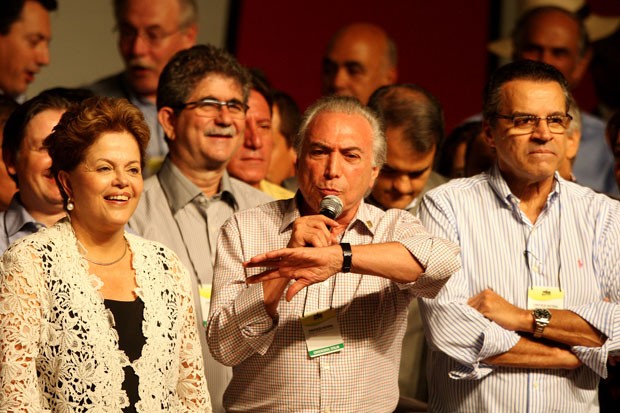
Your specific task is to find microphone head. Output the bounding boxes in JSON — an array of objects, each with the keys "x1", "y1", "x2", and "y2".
[{"x1": 319, "y1": 195, "x2": 343, "y2": 220}]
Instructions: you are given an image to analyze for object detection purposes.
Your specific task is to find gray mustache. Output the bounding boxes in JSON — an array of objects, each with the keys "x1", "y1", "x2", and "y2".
[{"x1": 204, "y1": 126, "x2": 236, "y2": 137}]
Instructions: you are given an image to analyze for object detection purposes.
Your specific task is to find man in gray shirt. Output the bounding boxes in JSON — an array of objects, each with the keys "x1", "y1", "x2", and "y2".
[{"x1": 129, "y1": 44, "x2": 272, "y2": 413}]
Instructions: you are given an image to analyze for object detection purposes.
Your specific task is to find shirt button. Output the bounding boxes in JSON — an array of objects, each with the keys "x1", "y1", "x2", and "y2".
[
  {"x1": 533, "y1": 381, "x2": 539, "y2": 389},
  {"x1": 323, "y1": 363, "x2": 330, "y2": 370},
  {"x1": 323, "y1": 408, "x2": 331, "y2": 413}
]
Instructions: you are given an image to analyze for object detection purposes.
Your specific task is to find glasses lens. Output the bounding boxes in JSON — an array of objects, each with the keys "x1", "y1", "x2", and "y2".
[
  {"x1": 512, "y1": 116, "x2": 536, "y2": 129},
  {"x1": 226, "y1": 101, "x2": 245, "y2": 115},
  {"x1": 118, "y1": 25, "x2": 177, "y2": 47},
  {"x1": 547, "y1": 116, "x2": 564, "y2": 133},
  {"x1": 193, "y1": 99, "x2": 246, "y2": 119},
  {"x1": 507, "y1": 115, "x2": 570, "y2": 134}
]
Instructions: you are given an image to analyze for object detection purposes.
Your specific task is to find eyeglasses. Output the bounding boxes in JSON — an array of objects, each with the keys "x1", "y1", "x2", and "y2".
[
  {"x1": 493, "y1": 114, "x2": 573, "y2": 134},
  {"x1": 117, "y1": 25, "x2": 182, "y2": 48},
  {"x1": 175, "y1": 98, "x2": 249, "y2": 119}
]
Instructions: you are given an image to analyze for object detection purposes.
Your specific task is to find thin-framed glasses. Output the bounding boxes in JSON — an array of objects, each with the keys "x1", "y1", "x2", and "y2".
[
  {"x1": 117, "y1": 24, "x2": 182, "y2": 48},
  {"x1": 175, "y1": 98, "x2": 249, "y2": 119},
  {"x1": 494, "y1": 113, "x2": 573, "y2": 134}
]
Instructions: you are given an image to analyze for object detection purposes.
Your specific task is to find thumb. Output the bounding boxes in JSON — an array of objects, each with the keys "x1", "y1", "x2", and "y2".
[{"x1": 286, "y1": 279, "x2": 310, "y2": 301}]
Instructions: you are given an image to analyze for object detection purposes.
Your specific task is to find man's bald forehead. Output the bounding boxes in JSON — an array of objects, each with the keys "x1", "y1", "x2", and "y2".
[
  {"x1": 327, "y1": 23, "x2": 396, "y2": 67},
  {"x1": 513, "y1": 7, "x2": 588, "y2": 58}
]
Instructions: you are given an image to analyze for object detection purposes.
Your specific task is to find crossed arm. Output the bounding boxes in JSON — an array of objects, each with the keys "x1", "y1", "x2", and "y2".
[
  {"x1": 418, "y1": 192, "x2": 618, "y2": 375},
  {"x1": 468, "y1": 289, "x2": 604, "y2": 369}
]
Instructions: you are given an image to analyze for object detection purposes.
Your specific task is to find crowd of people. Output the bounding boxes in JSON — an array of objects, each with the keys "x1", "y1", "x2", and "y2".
[{"x1": 1, "y1": 0, "x2": 619, "y2": 412}]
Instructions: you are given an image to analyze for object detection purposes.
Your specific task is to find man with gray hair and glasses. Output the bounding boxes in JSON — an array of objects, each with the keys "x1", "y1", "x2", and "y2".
[
  {"x1": 510, "y1": 5, "x2": 616, "y2": 195},
  {"x1": 88, "y1": 0, "x2": 198, "y2": 175},
  {"x1": 419, "y1": 59, "x2": 620, "y2": 412}
]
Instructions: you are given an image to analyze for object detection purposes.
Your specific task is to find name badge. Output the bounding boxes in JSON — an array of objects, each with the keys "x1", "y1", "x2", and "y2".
[
  {"x1": 527, "y1": 286, "x2": 564, "y2": 310},
  {"x1": 301, "y1": 308, "x2": 344, "y2": 358},
  {"x1": 199, "y1": 283, "x2": 212, "y2": 328}
]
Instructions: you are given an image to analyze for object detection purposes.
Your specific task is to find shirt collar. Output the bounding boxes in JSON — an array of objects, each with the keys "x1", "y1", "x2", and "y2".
[
  {"x1": 0, "y1": 89, "x2": 24, "y2": 104},
  {"x1": 119, "y1": 74, "x2": 155, "y2": 107},
  {"x1": 156, "y1": 157, "x2": 238, "y2": 214},
  {"x1": 348, "y1": 198, "x2": 377, "y2": 236},
  {"x1": 488, "y1": 163, "x2": 561, "y2": 208},
  {"x1": 4, "y1": 194, "x2": 46, "y2": 239}
]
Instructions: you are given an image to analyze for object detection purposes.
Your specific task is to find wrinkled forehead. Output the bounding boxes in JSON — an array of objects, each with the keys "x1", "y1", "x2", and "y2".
[
  {"x1": 499, "y1": 79, "x2": 567, "y2": 113},
  {"x1": 304, "y1": 111, "x2": 374, "y2": 149}
]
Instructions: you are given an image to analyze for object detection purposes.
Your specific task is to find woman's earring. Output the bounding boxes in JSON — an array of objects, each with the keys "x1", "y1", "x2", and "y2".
[{"x1": 67, "y1": 198, "x2": 74, "y2": 211}]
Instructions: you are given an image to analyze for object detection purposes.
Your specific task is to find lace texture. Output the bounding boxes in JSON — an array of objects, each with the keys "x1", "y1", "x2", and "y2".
[{"x1": 0, "y1": 219, "x2": 211, "y2": 412}]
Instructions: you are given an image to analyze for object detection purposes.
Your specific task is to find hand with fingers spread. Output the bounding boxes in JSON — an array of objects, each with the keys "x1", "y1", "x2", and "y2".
[
  {"x1": 260, "y1": 214, "x2": 341, "y2": 316},
  {"x1": 246, "y1": 244, "x2": 343, "y2": 302}
]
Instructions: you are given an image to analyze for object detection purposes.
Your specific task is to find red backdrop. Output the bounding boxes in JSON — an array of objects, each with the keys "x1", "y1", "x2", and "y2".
[{"x1": 232, "y1": 1, "x2": 493, "y2": 133}]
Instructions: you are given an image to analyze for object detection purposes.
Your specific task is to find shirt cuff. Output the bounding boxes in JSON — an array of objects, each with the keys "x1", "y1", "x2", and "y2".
[
  {"x1": 399, "y1": 236, "x2": 461, "y2": 298},
  {"x1": 449, "y1": 322, "x2": 521, "y2": 380},
  {"x1": 234, "y1": 283, "x2": 279, "y2": 355},
  {"x1": 568, "y1": 301, "x2": 618, "y2": 345},
  {"x1": 572, "y1": 344, "x2": 608, "y2": 378},
  {"x1": 568, "y1": 301, "x2": 620, "y2": 378}
]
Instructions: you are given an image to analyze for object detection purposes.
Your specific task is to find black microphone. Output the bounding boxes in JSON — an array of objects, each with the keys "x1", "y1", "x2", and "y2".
[{"x1": 319, "y1": 195, "x2": 343, "y2": 220}]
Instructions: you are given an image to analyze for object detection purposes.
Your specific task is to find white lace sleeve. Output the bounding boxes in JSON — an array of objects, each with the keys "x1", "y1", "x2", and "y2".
[
  {"x1": 170, "y1": 253, "x2": 212, "y2": 412},
  {"x1": 0, "y1": 244, "x2": 48, "y2": 412}
]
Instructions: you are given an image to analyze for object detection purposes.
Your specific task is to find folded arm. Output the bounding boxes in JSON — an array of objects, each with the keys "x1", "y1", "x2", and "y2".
[
  {"x1": 469, "y1": 289, "x2": 605, "y2": 348},
  {"x1": 485, "y1": 336, "x2": 581, "y2": 369}
]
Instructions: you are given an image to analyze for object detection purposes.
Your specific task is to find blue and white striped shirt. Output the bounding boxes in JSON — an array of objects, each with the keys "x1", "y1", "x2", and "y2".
[{"x1": 419, "y1": 165, "x2": 620, "y2": 413}]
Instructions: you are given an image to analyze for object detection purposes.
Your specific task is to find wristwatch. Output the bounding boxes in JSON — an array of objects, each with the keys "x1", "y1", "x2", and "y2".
[
  {"x1": 340, "y1": 243, "x2": 352, "y2": 272},
  {"x1": 532, "y1": 308, "x2": 552, "y2": 338}
]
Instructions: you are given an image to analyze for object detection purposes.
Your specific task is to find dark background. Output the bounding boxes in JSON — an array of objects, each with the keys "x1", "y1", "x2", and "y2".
[{"x1": 227, "y1": 0, "x2": 620, "y2": 134}]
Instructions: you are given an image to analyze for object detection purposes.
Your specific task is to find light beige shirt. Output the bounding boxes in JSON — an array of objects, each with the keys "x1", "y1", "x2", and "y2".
[{"x1": 208, "y1": 196, "x2": 460, "y2": 412}]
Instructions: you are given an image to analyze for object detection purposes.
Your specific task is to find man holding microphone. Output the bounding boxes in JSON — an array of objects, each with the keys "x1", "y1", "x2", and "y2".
[{"x1": 207, "y1": 95, "x2": 460, "y2": 412}]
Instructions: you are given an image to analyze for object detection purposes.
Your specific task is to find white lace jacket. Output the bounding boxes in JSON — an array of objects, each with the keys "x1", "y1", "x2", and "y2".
[{"x1": 0, "y1": 219, "x2": 211, "y2": 412}]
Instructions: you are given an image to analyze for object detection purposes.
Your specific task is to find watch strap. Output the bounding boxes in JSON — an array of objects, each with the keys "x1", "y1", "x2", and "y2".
[
  {"x1": 340, "y1": 243, "x2": 352, "y2": 272},
  {"x1": 533, "y1": 321, "x2": 547, "y2": 338}
]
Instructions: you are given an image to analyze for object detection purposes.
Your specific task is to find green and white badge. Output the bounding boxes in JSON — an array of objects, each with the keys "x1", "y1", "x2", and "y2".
[{"x1": 301, "y1": 308, "x2": 344, "y2": 358}]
